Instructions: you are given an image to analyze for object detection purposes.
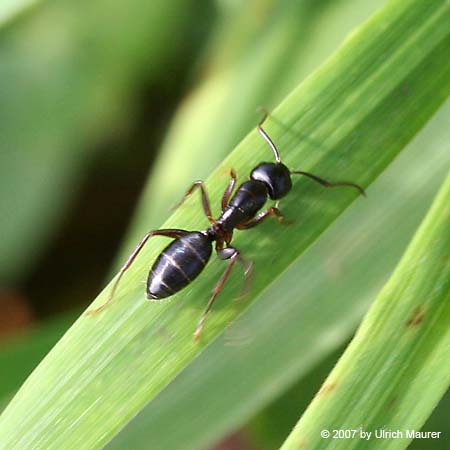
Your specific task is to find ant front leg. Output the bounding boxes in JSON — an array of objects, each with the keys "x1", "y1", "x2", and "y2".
[
  {"x1": 194, "y1": 245, "x2": 253, "y2": 341},
  {"x1": 237, "y1": 205, "x2": 289, "y2": 230},
  {"x1": 221, "y1": 168, "x2": 237, "y2": 210},
  {"x1": 87, "y1": 229, "x2": 189, "y2": 315},
  {"x1": 172, "y1": 181, "x2": 215, "y2": 224}
]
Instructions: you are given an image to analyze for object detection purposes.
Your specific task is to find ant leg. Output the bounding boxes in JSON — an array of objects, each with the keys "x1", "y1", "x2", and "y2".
[
  {"x1": 194, "y1": 246, "x2": 252, "y2": 341},
  {"x1": 236, "y1": 252, "x2": 254, "y2": 300},
  {"x1": 237, "y1": 206, "x2": 288, "y2": 230},
  {"x1": 194, "y1": 250, "x2": 238, "y2": 341},
  {"x1": 172, "y1": 181, "x2": 215, "y2": 223},
  {"x1": 291, "y1": 170, "x2": 366, "y2": 196},
  {"x1": 87, "y1": 229, "x2": 188, "y2": 315},
  {"x1": 221, "y1": 169, "x2": 237, "y2": 210}
]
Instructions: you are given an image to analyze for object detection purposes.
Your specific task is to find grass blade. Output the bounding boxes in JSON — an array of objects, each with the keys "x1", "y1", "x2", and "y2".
[
  {"x1": 107, "y1": 102, "x2": 450, "y2": 450},
  {"x1": 116, "y1": 0, "x2": 384, "y2": 259},
  {"x1": 280, "y1": 171, "x2": 450, "y2": 450}
]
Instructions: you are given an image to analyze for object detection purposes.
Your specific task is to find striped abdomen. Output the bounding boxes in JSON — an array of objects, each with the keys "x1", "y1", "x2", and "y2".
[{"x1": 147, "y1": 231, "x2": 213, "y2": 299}]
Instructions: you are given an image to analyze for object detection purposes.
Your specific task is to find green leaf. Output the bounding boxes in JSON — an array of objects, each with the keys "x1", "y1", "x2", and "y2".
[
  {"x1": 280, "y1": 171, "x2": 450, "y2": 450},
  {"x1": 108, "y1": 102, "x2": 450, "y2": 450},
  {"x1": 117, "y1": 0, "x2": 385, "y2": 261},
  {"x1": 0, "y1": 311, "x2": 79, "y2": 401},
  {"x1": 0, "y1": 0, "x2": 449, "y2": 448}
]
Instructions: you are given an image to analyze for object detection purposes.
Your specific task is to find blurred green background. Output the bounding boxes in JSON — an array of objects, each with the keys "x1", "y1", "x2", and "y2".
[{"x1": 0, "y1": 0, "x2": 448, "y2": 449}]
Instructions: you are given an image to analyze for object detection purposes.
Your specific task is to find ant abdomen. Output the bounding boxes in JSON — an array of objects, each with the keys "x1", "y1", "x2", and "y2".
[{"x1": 147, "y1": 232, "x2": 212, "y2": 299}]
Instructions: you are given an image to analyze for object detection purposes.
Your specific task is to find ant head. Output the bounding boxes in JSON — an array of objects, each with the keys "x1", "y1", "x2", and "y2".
[{"x1": 250, "y1": 162, "x2": 292, "y2": 200}]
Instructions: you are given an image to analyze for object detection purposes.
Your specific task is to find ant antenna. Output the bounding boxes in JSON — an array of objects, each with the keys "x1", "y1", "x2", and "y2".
[
  {"x1": 291, "y1": 170, "x2": 366, "y2": 196},
  {"x1": 257, "y1": 107, "x2": 281, "y2": 163}
]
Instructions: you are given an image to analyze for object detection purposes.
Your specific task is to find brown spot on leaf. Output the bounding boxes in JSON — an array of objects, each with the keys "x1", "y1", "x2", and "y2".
[
  {"x1": 407, "y1": 306, "x2": 425, "y2": 327},
  {"x1": 385, "y1": 396, "x2": 397, "y2": 411},
  {"x1": 154, "y1": 326, "x2": 173, "y2": 343},
  {"x1": 318, "y1": 382, "x2": 337, "y2": 397}
]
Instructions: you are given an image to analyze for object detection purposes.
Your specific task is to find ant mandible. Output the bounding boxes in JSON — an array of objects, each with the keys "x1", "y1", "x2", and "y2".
[{"x1": 88, "y1": 111, "x2": 365, "y2": 340}]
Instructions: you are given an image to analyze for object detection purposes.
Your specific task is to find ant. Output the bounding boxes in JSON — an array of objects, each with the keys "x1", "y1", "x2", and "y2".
[{"x1": 88, "y1": 111, "x2": 365, "y2": 340}]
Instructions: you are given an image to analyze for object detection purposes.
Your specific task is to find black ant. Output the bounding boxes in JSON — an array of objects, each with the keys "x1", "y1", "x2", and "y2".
[{"x1": 88, "y1": 111, "x2": 365, "y2": 340}]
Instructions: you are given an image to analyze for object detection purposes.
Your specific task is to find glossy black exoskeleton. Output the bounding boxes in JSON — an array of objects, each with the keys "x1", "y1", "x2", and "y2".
[{"x1": 88, "y1": 111, "x2": 365, "y2": 340}]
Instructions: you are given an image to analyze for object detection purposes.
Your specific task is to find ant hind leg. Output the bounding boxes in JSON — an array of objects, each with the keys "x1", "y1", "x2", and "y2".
[
  {"x1": 86, "y1": 229, "x2": 188, "y2": 315},
  {"x1": 193, "y1": 246, "x2": 252, "y2": 341}
]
